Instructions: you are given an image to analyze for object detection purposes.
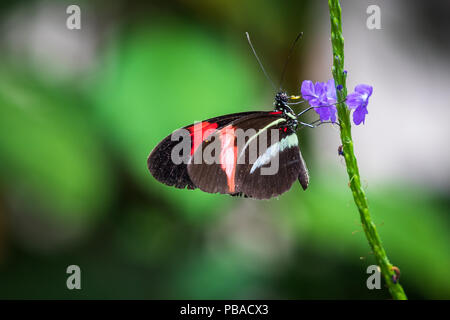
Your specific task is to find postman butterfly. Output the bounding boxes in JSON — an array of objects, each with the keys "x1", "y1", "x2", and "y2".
[{"x1": 148, "y1": 32, "x2": 316, "y2": 199}]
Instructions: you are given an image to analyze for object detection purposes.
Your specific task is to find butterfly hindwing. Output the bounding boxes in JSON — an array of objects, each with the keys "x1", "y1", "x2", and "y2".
[
  {"x1": 147, "y1": 111, "x2": 262, "y2": 189},
  {"x1": 236, "y1": 126, "x2": 306, "y2": 199}
]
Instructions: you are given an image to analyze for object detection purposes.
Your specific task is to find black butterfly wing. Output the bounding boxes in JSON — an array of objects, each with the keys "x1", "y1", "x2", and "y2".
[
  {"x1": 187, "y1": 112, "x2": 309, "y2": 199},
  {"x1": 147, "y1": 111, "x2": 263, "y2": 189}
]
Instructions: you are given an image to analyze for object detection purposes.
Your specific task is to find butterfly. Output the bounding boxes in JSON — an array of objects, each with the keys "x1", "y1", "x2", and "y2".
[
  {"x1": 147, "y1": 91, "x2": 311, "y2": 199},
  {"x1": 147, "y1": 32, "x2": 313, "y2": 199}
]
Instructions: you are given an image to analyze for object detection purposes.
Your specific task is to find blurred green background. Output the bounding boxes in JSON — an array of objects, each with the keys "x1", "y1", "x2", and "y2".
[{"x1": 0, "y1": 0, "x2": 449, "y2": 299}]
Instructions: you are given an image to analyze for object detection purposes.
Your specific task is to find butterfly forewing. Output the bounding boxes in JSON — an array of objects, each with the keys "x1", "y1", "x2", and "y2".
[{"x1": 147, "y1": 111, "x2": 262, "y2": 189}]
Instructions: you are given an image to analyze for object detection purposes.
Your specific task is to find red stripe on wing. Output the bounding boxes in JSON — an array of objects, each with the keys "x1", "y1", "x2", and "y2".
[
  {"x1": 219, "y1": 125, "x2": 237, "y2": 193},
  {"x1": 188, "y1": 122, "x2": 219, "y2": 155}
]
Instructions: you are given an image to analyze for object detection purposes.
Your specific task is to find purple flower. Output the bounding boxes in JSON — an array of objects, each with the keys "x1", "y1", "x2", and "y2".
[
  {"x1": 301, "y1": 80, "x2": 327, "y2": 107},
  {"x1": 346, "y1": 84, "x2": 373, "y2": 125},
  {"x1": 301, "y1": 79, "x2": 337, "y2": 123}
]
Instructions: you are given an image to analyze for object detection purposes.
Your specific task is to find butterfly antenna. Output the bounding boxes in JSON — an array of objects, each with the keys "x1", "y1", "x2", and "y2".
[
  {"x1": 245, "y1": 32, "x2": 276, "y2": 91},
  {"x1": 278, "y1": 32, "x2": 303, "y2": 91}
]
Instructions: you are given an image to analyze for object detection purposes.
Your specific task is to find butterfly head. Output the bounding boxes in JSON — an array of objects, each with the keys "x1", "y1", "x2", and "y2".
[{"x1": 274, "y1": 92, "x2": 289, "y2": 110}]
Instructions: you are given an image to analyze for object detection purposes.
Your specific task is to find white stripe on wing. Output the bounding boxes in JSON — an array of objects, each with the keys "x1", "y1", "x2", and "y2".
[{"x1": 250, "y1": 133, "x2": 298, "y2": 174}]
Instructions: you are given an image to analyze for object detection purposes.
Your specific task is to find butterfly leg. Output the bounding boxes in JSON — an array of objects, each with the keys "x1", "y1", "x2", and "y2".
[
  {"x1": 287, "y1": 100, "x2": 306, "y2": 105},
  {"x1": 297, "y1": 99, "x2": 347, "y2": 117},
  {"x1": 297, "y1": 105, "x2": 325, "y2": 117},
  {"x1": 299, "y1": 119, "x2": 341, "y2": 128}
]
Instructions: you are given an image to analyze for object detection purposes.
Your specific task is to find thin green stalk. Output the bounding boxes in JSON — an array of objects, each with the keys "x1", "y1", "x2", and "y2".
[{"x1": 327, "y1": 0, "x2": 407, "y2": 300}]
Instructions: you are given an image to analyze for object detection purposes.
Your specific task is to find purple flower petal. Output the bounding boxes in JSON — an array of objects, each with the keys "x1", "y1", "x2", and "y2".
[
  {"x1": 318, "y1": 88, "x2": 328, "y2": 104},
  {"x1": 301, "y1": 80, "x2": 315, "y2": 101},
  {"x1": 314, "y1": 82, "x2": 326, "y2": 100},
  {"x1": 325, "y1": 79, "x2": 337, "y2": 102},
  {"x1": 329, "y1": 105, "x2": 337, "y2": 123},
  {"x1": 302, "y1": 81, "x2": 326, "y2": 106},
  {"x1": 353, "y1": 105, "x2": 368, "y2": 125},
  {"x1": 346, "y1": 92, "x2": 363, "y2": 109},
  {"x1": 355, "y1": 84, "x2": 373, "y2": 97},
  {"x1": 314, "y1": 105, "x2": 331, "y2": 122}
]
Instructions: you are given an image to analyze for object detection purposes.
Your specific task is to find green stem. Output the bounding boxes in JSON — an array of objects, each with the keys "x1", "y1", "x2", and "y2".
[{"x1": 327, "y1": 0, "x2": 407, "y2": 300}]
